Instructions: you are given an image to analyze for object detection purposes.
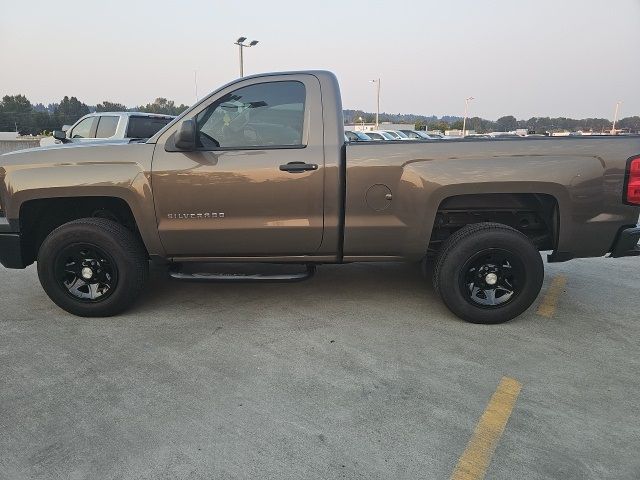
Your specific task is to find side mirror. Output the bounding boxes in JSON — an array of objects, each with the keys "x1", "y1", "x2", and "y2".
[
  {"x1": 53, "y1": 130, "x2": 67, "y2": 142},
  {"x1": 174, "y1": 119, "x2": 196, "y2": 150}
]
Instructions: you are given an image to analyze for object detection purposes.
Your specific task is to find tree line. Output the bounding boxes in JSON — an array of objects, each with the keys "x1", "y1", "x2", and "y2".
[
  {"x1": 0, "y1": 94, "x2": 189, "y2": 135},
  {"x1": 344, "y1": 110, "x2": 640, "y2": 134},
  {"x1": 1, "y1": 94, "x2": 638, "y2": 135}
]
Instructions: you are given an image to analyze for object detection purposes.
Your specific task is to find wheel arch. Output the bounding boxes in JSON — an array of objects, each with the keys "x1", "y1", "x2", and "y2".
[
  {"x1": 420, "y1": 183, "x2": 570, "y2": 257},
  {"x1": 18, "y1": 194, "x2": 154, "y2": 266}
]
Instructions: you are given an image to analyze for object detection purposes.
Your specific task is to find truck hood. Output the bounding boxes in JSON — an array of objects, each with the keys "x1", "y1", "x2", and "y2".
[{"x1": 0, "y1": 140, "x2": 154, "y2": 168}]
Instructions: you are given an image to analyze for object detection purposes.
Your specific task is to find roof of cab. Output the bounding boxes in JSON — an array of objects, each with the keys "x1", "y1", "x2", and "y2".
[{"x1": 85, "y1": 111, "x2": 175, "y2": 118}]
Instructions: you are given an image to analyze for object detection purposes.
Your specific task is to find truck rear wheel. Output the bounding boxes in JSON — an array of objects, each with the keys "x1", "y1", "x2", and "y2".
[
  {"x1": 433, "y1": 222, "x2": 543, "y2": 324},
  {"x1": 37, "y1": 218, "x2": 148, "y2": 317}
]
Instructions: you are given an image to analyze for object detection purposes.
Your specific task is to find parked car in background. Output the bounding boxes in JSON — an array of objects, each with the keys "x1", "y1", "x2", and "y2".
[
  {"x1": 399, "y1": 129, "x2": 435, "y2": 140},
  {"x1": 365, "y1": 132, "x2": 385, "y2": 140},
  {"x1": 40, "y1": 112, "x2": 175, "y2": 147},
  {"x1": 368, "y1": 130, "x2": 399, "y2": 140},
  {"x1": 345, "y1": 130, "x2": 372, "y2": 142},
  {"x1": 380, "y1": 130, "x2": 408, "y2": 140}
]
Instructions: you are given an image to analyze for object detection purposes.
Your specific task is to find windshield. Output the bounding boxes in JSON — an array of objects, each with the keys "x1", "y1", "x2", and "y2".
[
  {"x1": 355, "y1": 132, "x2": 371, "y2": 140},
  {"x1": 400, "y1": 130, "x2": 418, "y2": 138},
  {"x1": 380, "y1": 132, "x2": 396, "y2": 140},
  {"x1": 394, "y1": 131, "x2": 409, "y2": 138}
]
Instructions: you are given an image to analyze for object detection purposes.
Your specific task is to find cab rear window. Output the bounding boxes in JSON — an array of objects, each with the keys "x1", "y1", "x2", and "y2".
[{"x1": 126, "y1": 116, "x2": 172, "y2": 139}]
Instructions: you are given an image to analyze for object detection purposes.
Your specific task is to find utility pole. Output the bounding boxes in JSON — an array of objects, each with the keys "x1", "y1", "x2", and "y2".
[
  {"x1": 370, "y1": 78, "x2": 381, "y2": 128},
  {"x1": 612, "y1": 100, "x2": 622, "y2": 135},
  {"x1": 462, "y1": 96, "x2": 474, "y2": 137},
  {"x1": 234, "y1": 37, "x2": 259, "y2": 78}
]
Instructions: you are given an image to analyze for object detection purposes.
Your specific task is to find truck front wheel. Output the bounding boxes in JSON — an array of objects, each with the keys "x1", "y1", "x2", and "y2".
[
  {"x1": 433, "y1": 222, "x2": 543, "y2": 324},
  {"x1": 37, "y1": 218, "x2": 148, "y2": 317}
]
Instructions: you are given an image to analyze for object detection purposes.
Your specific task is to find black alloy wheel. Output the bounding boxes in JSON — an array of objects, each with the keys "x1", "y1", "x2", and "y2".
[
  {"x1": 460, "y1": 248, "x2": 524, "y2": 308},
  {"x1": 54, "y1": 243, "x2": 118, "y2": 302},
  {"x1": 433, "y1": 222, "x2": 544, "y2": 324},
  {"x1": 38, "y1": 217, "x2": 148, "y2": 317}
]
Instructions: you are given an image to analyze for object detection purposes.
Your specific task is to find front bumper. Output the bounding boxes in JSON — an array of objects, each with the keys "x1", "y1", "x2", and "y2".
[{"x1": 610, "y1": 224, "x2": 640, "y2": 258}]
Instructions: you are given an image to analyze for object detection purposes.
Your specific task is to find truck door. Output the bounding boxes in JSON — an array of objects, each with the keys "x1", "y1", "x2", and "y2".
[{"x1": 151, "y1": 74, "x2": 325, "y2": 257}]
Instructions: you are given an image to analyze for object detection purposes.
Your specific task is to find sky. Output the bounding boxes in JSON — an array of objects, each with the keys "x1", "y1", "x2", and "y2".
[{"x1": 1, "y1": 0, "x2": 638, "y2": 120}]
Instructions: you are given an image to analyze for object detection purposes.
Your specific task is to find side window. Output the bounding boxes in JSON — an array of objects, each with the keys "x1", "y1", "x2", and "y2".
[
  {"x1": 127, "y1": 116, "x2": 173, "y2": 138},
  {"x1": 95, "y1": 116, "x2": 119, "y2": 138},
  {"x1": 196, "y1": 81, "x2": 305, "y2": 149},
  {"x1": 70, "y1": 117, "x2": 95, "y2": 139}
]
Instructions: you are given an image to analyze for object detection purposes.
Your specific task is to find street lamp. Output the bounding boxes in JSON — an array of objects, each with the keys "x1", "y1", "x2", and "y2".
[
  {"x1": 370, "y1": 78, "x2": 381, "y2": 128},
  {"x1": 462, "y1": 96, "x2": 474, "y2": 137},
  {"x1": 234, "y1": 36, "x2": 259, "y2": 78},
  {"x1": 612, "y1": 100, "x2": 622, "y2": 135},
  {"x1": 358, "y1": 116, "x2": 364, "y2": 131}
]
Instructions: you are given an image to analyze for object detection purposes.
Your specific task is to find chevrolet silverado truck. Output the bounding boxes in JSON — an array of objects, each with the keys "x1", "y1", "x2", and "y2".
[{"x1": 0, "y1": 71, "x2": 639, "y2": 323}]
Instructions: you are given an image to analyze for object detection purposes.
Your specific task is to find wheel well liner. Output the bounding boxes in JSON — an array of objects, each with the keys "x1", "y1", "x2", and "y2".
[{"x1": 429, "y1": 193, "x2": 559, "y2": 254}]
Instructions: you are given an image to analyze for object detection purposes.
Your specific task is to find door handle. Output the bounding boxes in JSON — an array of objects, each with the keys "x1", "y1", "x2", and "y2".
[{"x1": 279, "y1": 161, "x2": 318, "y2": 173}]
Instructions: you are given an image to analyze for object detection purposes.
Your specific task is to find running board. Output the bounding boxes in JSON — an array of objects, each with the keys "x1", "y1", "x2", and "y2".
[{"x1": 168, "y1": 263, "x2": 316, "y2": 283}]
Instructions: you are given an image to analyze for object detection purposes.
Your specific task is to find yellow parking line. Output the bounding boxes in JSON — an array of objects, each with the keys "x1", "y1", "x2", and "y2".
[
  {"x1": 450, "y1": 377, "x2": 522, "y2": 480},
  {"x1": 537, "y1": 275, "x2": 567, "y2": 317}
]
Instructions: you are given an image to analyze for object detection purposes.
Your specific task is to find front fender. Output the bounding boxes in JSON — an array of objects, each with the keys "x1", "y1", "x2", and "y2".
[{"x1": 0, "y1": 143, "x2": 164, "y2": 257}]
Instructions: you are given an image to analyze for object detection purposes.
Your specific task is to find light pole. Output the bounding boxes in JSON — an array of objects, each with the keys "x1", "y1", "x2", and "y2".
[
  {"x1": 234, "y1": 36, "x2": 259, "y2": 78},
  {"x1": 462, "y1": 96, "x2": 474, "y2": 137},
  {"x1": 194, "y1": 70, "x2": 198, "y2": 102},
  {"x1": 370, "y1": 78, "x2": 380, "y2": 128},
  {"x1": 612, "y1": 100, "x2": 622, "y2": 135},
  {"x1": 358, "y1": 116, "x2": 364, "y2": 131}
]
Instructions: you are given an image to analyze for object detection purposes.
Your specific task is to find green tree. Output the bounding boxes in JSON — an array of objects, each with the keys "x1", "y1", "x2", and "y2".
[
  {"x1": 617, "y1": 116, "x2": 640, "y2": 132},
  {"x1": 54, "y1": 96, "x2": 90, "y2": 128},
  {"x1": 137, "y1": 98, "x2": 189, "y2": 116},
  {"x1": 428, "y1": 121, "x2": 450, "y2": 133},
  {"x1": 496, "y1": 115, "x2": 517, "y2": 132},
  {"x1": 96, "y1": 101, "x2": 128, "y2": 112},
  {"x1": 0, "y1": 95, "x2": 33, "y2": 133}
]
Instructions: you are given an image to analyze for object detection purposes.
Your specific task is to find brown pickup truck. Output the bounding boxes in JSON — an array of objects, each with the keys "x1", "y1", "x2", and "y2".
[{"x1": 0, "y1": 71, "x2": 639, "y2": 323}]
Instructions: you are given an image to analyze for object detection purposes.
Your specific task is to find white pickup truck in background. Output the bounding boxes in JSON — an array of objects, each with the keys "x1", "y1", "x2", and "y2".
[{"x1": 40, "y1": 112, "x2": 175, "y2": 146}]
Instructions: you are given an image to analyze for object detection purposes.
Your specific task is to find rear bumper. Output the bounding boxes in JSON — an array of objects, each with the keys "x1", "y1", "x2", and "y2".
[
  {"x1": 0, "y1": 232, "x2": 27, "y2": 269},
  {"x1": 610, "y1": 225, "x2": 640, "y2": 258}
]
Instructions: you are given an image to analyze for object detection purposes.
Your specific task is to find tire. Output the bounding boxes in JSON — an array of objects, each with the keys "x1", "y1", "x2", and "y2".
[
  {"x1": 37, "y1": 218, "x2": 148, "y2": 317},
  {"x1": 433, "y1": 222, "x2": 543, "y2": 324}
]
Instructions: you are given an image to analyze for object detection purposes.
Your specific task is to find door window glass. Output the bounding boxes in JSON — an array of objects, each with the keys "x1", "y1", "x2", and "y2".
[
  {"x1": 70, "y1": 117, "x2": 95, "y2": 138},
  {"x1": 196, "y1": 81, "x2": 305, "y2": 149}
]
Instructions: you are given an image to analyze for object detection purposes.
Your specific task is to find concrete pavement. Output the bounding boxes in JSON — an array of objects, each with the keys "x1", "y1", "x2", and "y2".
[{"x1": 1, "y1": 255, "x2": 639, "y2": 479}]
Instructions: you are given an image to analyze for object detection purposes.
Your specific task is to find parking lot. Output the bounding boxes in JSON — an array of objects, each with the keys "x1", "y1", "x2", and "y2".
[{"x1": 1, "y1": 254, "x2": 639, "y2": 480}]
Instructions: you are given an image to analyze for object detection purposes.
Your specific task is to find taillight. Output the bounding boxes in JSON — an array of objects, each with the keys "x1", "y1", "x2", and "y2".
[{"x1": 626, "y1": 156, "x2": 640, "y2": 205}]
